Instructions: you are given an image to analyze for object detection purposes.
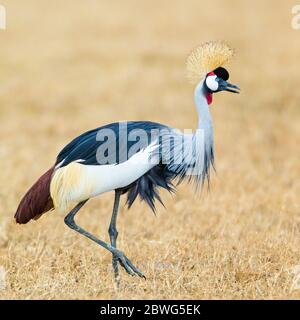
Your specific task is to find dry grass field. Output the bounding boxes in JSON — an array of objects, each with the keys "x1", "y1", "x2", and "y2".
[{"x1": 0, "y1": 0, "x2": 300, "y2": 299}]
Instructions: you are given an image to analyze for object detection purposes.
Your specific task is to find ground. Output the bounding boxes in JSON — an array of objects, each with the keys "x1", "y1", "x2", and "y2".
[{"x1": 0, "y1": 0, "x2": 300, "y2": 299}]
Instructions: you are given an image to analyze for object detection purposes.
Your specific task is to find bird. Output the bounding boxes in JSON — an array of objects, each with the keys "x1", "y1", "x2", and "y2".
[{"x1": 14, "y1": 41, "x2": 240, "y2": 284}]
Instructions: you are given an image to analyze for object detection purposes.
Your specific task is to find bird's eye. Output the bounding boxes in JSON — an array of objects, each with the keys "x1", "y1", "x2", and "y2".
[{"x1": 205, "y1": 75, "x2": 218, "y2": 92}]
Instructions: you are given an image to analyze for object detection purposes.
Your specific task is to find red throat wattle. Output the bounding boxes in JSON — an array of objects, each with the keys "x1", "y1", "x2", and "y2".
[
  {"x1": 205, "y1": 71, "x2": 215, "y2": 105},
  {"x1": 206, "y1": 93, "x2": 213, "y2": 105}
]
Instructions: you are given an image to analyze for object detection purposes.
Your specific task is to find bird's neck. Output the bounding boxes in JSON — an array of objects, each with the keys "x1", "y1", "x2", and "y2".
[
  {"x1": 194, "y1": 80, "x2": 213, "y2": 139},
  {"x1": 193, "y1": 80, "x2": 214, "y2": 180}
]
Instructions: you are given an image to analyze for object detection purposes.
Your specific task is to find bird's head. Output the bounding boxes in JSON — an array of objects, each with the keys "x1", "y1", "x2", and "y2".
[
  {"x1": 186, "y1": 41, "x2": 240, "y2": 105},
  {"x1": 204, "y1": 66, "x2": 240, "y2": 105}
]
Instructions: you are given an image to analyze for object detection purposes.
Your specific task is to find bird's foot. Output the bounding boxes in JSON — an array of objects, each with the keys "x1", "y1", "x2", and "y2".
[{"x1": 113, "y1": 249, "x2": 146, "y2": 279}]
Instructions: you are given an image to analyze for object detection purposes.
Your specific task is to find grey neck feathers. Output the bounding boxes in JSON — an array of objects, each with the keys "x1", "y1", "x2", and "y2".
[
  {"x1": 194, "y1": 80, "x2": 215, "y2": 184},
  {"x1": 158, "y1": 80, "x2": 215, "y2": 186}
]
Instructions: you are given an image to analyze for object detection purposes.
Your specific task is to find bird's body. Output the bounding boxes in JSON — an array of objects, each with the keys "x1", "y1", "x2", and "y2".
[
  {"x1": 14, "y1": 41, "x2": 240, "y2": 284},
  {"x1": 50, "y1": 118, "x2": 214, "y2": 213},
  {"x1": 51, "y1": 121, "x2": 173, "y2": 212}
]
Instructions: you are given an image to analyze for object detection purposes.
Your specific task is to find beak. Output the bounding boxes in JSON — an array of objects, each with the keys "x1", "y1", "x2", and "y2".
[{"x1": 217, "y1": 78, "x2": 240, "y2": 94}]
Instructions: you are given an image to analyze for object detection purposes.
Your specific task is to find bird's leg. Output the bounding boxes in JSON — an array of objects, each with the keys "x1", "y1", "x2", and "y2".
[
  {"x1": 64, "y1": 199, "x2": 145, "y2": 279},
  {"x1": 108, "y1": 190, "x2": 121, "y2": 286}
]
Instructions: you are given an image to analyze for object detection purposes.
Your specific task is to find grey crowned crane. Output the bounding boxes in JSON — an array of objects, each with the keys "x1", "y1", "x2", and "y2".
[{"x1": 14, "y1": 41, "x2": 240, "y2": 284}]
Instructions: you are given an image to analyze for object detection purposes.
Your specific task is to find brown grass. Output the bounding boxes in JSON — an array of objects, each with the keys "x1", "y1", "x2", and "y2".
[{"x1": 0, "y1": 0, "x2": 300, "y2": 299}]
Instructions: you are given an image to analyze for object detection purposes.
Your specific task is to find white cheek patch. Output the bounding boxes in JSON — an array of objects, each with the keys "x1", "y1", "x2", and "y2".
[{"x1": 206, "y1": 75, "x2": 218, "y2": 91}]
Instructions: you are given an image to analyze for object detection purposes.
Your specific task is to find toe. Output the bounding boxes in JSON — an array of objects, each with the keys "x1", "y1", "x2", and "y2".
[{"x1": 125, "y1": 258, "x2": 146, "y2": 279}]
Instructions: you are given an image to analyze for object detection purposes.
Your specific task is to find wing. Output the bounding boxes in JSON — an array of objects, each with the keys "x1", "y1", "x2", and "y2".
[{"x1": 55, "y1": 121, "x2": 169, "y2": 168}]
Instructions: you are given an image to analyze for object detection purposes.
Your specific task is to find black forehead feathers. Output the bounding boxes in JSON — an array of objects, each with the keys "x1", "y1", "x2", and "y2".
[{"x1": 213, "y1": 67, "x2": 229, "y2": 81}]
